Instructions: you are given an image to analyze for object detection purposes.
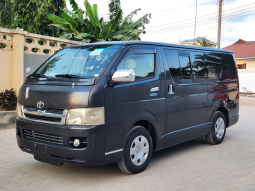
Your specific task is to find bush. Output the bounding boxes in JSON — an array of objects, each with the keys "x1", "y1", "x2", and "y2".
[{"x1": 0, "y1": 88, "x2": 17, "y2": 111}]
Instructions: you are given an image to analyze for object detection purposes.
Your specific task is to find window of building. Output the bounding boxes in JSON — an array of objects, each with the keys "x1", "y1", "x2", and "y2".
[
  {"x1": 117, "y1": 54, "x2": 155, "y2": 80},
  {"x1": 237, "y1": 63, "x2": 246, "y2": 69}
]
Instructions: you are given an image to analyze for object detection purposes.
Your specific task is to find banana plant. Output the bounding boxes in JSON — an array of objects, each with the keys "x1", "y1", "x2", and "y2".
[
  {"x1": 0, "y1": 0, "x2": 14, "y2": 28},
  {"x1": 47, "y1": 0, "x2": 151, "y2": 42}
]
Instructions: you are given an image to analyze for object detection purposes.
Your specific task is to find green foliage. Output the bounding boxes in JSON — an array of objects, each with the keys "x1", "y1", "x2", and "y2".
[
  {"x1": 197, "y1": 37, "x2": 211, "y2": 47},
  {"x1": 48, "y1": 0, "x2": 151, "y2": 42},
  {"x1": 12, "y1": 0, "x2": 66, "y2": 37},
  {"x1": 0, "y1": 0, "x2": 14, "y2": 28},
  {"x1": 243, "y1": 87, "x2": 252, "y2": 93},
  {"x1": 0, "y1": 43, "x2": 7, "y2": 48},
  {"x1": 0, "y1": 88, "x2": 17, "y2": 111}
]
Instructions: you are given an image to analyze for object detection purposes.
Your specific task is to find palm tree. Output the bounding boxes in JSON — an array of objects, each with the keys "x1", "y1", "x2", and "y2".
[
  {"x1": 197, "y1": 37, "x2": 211, "y2": 47},
  {"x1": 47, "y1": 0, "x2": 151, "y2": 42},
  {"x1": 0, "y1": 0, "x2": 14, "y2": 28}
]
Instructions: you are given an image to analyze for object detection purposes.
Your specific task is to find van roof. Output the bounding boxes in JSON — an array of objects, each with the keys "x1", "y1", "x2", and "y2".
[{"x1": 67, "y1": 41, "x2": 233, "y2": 53}]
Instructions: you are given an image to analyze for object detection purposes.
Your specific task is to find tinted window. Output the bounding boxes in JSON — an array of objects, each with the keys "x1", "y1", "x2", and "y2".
[
  {"x1": 204, "y1": 52, "x2": 237, "y2": 81},
  {"x1": 179, "y1": 56, "x2": 192, "y2": 80},
  {"x1": 163, "y1": 49, "x2": 181, "y2": 83},
  {"x1": 190, "y1": 51, "x2": 208, "y2": 82},
  {"x1": 36, "y1": 45, "x2": 122, "y2": 78},
  {"x1": 117, "y1": 54, "x2": 155, "y2": 80}
]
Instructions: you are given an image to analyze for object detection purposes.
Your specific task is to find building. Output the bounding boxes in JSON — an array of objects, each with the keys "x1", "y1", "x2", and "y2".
[
  {"x1": 223, "y1": 39, "x2": 255, "y2": 93},
  {"x1": 223, "y1": 39, "x2": 255, "y2": 69},
  {"x1": 179, "y1": 37, "x2": 216, "y2": 48}
]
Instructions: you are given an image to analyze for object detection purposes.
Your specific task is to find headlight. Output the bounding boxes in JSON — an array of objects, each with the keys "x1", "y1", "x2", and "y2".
[
  {"x1": 16, "y1": 103, "x2": 23, "y2": 118},
  {"x1": 66, "y1": 107, "x2": 105, "y2": 126}
]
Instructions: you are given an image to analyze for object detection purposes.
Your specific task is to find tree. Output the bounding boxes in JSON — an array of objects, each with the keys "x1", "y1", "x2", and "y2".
[
  {"x1": 47, "y1": 0, "x2": 151, "y2": 42},
  {"x1": 12, "y1": 0, "x2": 66, "y2": 37},
  {"x1": 0, "y1": 0, "x2": 14, "y2": 28},
  {"x1": 197, "y1": 37, "x2": 211, "y2": 47}
]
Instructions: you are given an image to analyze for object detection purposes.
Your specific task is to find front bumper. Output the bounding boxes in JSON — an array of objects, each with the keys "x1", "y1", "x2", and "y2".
[{"x1": 16, "y1": 118, "x2": 105, "y2": 166}]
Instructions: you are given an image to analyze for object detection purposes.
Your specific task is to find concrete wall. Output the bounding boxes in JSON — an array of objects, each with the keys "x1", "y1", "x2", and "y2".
[
  {"x1": 24, "y1": 54, "x2": 51, "y2": 78},
  {"x1": 238, "y1": 69, "x2": 255, "y2": 93},
  {"x1": 0, "y1": 51, "x2": 12, "y2": 92},
  {"x1": 0, "y1": 27, "x2": 82, "y2": 94}
]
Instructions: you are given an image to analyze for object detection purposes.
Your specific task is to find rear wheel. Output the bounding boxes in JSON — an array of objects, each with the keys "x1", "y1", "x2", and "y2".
[
  {"x1": 206, "y1": 111, "x2": 226, "y2": 145},
  {"x1": 117, "y1": 126, "x2": 153, "y2": 174}
]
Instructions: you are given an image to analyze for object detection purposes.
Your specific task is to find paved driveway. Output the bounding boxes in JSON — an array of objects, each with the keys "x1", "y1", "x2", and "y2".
[{"x1": 0, "y1": 106, "x2": 255, "y2": 191}]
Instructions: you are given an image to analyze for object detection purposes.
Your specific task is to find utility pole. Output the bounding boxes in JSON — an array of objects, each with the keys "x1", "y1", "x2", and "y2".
[
  {"x1": 194, "y1": 0, "x2": 197, "y2": 46},
  {"x1": 217, "y1": 0, "x2": 223, "y2": 49}
]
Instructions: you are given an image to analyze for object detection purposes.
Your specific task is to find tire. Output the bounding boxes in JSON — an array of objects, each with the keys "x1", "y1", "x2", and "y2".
[
  {"x1": 117, "y1": 126, "x2": 153, "y2": 174},
  {"x1": 206, "y1": 111, "x2": 227, "y2": 145}
]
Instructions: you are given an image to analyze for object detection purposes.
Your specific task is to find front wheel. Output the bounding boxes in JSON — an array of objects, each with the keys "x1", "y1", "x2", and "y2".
[
  {"x1": 206, "y1": 111, "x2": 227, "y2": 145},
  {"x1": 117, "y1": 126, "x2": 153, "y2": 174}
]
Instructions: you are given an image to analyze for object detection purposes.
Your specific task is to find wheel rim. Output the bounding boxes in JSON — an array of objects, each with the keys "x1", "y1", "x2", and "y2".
[
  {"x1": 130, "y1": 135, "x2": 149, "y2": 166},
  {"x1": 215, "y1": 117, "x2": 225, "y2": 139}
]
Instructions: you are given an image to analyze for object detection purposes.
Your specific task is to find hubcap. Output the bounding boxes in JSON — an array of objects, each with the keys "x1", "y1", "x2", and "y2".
[
  {"x1": 215, "y1": 117, "x2": 225, "y2": 139},
  {"x1": 130, "y1": 135, "x2": 149, "y2": 166}
]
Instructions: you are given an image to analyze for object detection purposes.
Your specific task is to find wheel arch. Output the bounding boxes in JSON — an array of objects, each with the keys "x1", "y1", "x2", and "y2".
[
  {"x1": 209, "y1": 100, "x2": 230, "y2": 127},
  {"x1": 120, "y1": 111, "x2": 159, "y2": 151}
]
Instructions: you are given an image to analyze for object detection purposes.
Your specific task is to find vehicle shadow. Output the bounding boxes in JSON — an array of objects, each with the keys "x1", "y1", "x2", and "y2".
[{"x1": 28, "y1": 135, "x2": 232, "y2": 181}]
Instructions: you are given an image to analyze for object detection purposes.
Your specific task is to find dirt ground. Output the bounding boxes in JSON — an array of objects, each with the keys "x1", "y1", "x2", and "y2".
[{"x1": 240, "y1": 96, "x2": 255, "y2": 106}]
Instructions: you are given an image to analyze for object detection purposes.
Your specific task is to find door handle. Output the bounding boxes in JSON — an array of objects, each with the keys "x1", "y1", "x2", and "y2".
[
  {"x1": 168, "y1": 85, "x2": 174, "y2": 94},
  {"x1": 150, "y1": 87, "x2": 159, "y2": 92}
]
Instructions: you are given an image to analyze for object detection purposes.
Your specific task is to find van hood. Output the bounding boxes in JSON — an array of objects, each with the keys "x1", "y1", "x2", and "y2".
[{"x1": 18, "y1": 83, "x2": 93, "y2": 109}]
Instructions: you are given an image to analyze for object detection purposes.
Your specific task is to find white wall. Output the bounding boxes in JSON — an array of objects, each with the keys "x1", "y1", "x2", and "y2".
[{"x1": 238, "y1": 69, "x2": 255, "y2": 93}]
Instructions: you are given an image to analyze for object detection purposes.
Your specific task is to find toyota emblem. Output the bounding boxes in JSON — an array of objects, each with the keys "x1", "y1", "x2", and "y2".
[{"x1": 37, "y1": 101, "x2": 44, "y2": 109}]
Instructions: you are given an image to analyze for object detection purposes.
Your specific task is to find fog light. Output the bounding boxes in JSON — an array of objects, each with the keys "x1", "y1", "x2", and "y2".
[
  {"x1": 16, "y1": 127, "x2": 21, "y2": 137},
  {"x1": 73, "y1": 138, "x2": 81, "y2": 147}
]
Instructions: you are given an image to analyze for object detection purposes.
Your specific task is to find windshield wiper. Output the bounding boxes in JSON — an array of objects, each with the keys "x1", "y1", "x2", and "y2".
[
  {"x1": 55, "y1": 74, "x2": 85, "y2": 79},
  {"x1": 33, "y1": 73, "x2": 47, "y2": 78}
]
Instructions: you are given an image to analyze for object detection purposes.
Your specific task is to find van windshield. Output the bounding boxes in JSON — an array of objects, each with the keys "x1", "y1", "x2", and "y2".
[{"x1": 35, "y1": 44, "x2": 122, "y2": 78}]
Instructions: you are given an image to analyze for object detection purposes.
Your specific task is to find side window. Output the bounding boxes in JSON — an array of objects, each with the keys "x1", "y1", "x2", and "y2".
[
  {"x1": 179, "y1": 56, "x2": 192, "y2": 80},
  {"x1": 190, "y1": 51, "x2": 208, "y2": 82},
  {"x1": 117, "y1": 54, "x2": 155, "y2": 80},
  {"x1": 178, "y1": 51, "x2": 192, "y2": 83},
  {"x1": 163, "y1": 49, "x2": 182, "y2": 83},
  {"x1": 205, "y1": 52, "x2": 237, "y2": 81}
]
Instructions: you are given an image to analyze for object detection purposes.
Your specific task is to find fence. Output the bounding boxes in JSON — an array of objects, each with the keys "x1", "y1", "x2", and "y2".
[
  {"x1": 0, "y1": 27, "x2": 82, "y2": 94},
  {"x1": 238, "y1": 69, "x2": 255, "y2": 93}
]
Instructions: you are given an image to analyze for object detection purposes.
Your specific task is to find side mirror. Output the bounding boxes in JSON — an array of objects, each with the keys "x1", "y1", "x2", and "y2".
[{"x1": 112, "y1": 69, "x2": 135, "y2": 83}]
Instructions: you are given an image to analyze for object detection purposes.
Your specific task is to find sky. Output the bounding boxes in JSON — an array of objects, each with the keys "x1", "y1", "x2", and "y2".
[{"x1": 67, "y1": 0, "x2": 255, "y2": 48}]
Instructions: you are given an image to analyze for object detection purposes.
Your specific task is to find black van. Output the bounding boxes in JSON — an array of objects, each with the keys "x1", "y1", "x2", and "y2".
[{"x1": 16, "y1": 41, "x2": 239, "y2": 174}]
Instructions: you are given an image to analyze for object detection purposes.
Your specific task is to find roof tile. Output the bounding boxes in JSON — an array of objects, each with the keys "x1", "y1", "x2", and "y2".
[{"x1": 223, "y1": 39, "x2": 255, "y2": 58}]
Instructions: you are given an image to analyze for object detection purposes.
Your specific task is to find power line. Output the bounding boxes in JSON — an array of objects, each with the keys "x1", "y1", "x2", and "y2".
[
  {"x1": 144, "y1": 12, "x2": 255, "y2": 36},
  {"x1": 151, "y1": 0, "x2": 225, "y2": 14},
  {"x1": 146, "y1": 2, "x2": 255, "y2": 29},
  {"x1": 144, "y1": 8, "x2": 255, "y2": 35},
  {"x1": 158, "y1": 15, "x2": 255, "y2": 42}
]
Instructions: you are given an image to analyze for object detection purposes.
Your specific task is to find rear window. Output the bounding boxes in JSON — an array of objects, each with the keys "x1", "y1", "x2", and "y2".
[
  {"x1": 205, "y1": 52, "x2": 237, "y2": 81},
  {"x1": 36, "y1": 45, "x2": 122, "y2": 78}
]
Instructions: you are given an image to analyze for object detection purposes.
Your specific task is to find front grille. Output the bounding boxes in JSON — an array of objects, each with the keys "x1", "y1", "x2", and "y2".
[
  {"x1": 23, "y1": 129, "x2": 64, "y2": 146},
  {"x1": 23, "y1": 106, "x2": 66, "y2": 124},
  {"x1": 24, "y1": 114, "x2": 61, "y2": 122}
]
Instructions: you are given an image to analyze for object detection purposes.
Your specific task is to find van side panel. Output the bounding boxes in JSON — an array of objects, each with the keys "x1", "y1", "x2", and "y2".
[
  {"x1": 207, "y1": 82, "x2": 239, "y2": 125},
  {"x1": 103, "y1": 45, "x2": 164, "y2": 164},
  {"x1": 207, "y1": 52, "x2": 239, "y2": 127}
]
